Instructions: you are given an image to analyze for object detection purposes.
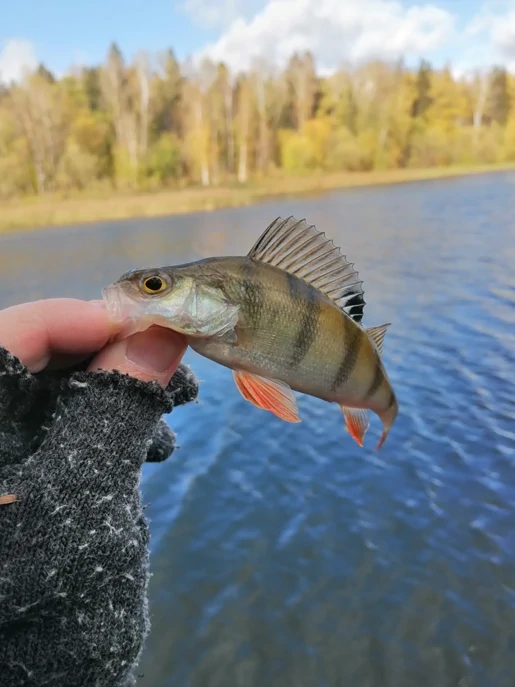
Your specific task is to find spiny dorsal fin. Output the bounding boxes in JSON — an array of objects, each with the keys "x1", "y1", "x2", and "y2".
[
  {"x1": 247, "y1": 216, "x2": 366, "y2": 324},
  {"x1": 365, "y1": 323, "x2": 390, "y2": 355}
]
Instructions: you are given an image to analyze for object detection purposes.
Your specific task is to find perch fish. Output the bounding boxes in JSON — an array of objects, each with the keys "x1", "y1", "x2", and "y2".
[{"x1": 102, "y1": 216, "x2": 399, "y2": 449}]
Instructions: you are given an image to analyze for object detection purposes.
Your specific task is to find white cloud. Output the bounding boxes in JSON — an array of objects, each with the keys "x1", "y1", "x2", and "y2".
[
  {"x1": 0, "y1": 39, "x2": 38, "y2": 84},
  {"x1": 195, "y1": 0, "x2": 455, "y2": 74},
  {"x1": 490, "y1": 11, "x2": 515, "y2": 61},
  {"x1": 459, "y1": 3, "x2": 515, "y2": 72},
  {"x1": 183, "y1": 0, "x2": 263, "y2": 28}
]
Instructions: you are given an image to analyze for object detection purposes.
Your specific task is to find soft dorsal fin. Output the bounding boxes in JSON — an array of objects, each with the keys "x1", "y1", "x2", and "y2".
[
  {"x1": 365, "y1": 323, "x2": 390, "y2": 355},
  {"x1": 247, "y1": 216, "x2": 366, "y2": 324}
]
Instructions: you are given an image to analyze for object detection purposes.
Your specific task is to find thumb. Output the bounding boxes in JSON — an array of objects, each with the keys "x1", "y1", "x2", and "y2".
[{"x1": 87, "y1": 325, "x2": 187, "y2": 388}]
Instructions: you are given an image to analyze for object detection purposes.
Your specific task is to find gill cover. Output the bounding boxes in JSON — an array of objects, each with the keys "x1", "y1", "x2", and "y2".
[{"x1": 102, "y1": 272, "x2": 240, "y2": 340}]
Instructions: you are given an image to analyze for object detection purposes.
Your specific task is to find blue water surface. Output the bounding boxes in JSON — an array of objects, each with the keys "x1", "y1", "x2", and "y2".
[{"x1": 1, "y1": 171, "x2": 514, "y2": 687}]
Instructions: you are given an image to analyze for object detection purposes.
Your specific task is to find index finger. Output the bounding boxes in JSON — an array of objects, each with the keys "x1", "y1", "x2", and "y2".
[{"x1": 0, "y1": 298, "x2": 119, "y2": 372}]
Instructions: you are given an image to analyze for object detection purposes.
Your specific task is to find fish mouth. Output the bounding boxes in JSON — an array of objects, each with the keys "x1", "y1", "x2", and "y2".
[
  {"x1": 102, "y1": 284, "x2": 138, "y2": 324},
  {"x1": 102, "y1": 283, "x2": 187, "y2": 340},
  {"x1": 102, "y1": 284, "x2": 154, "y2": 340}
]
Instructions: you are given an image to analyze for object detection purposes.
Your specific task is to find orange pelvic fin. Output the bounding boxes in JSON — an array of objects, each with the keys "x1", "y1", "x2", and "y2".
[
  {"x1": 0, "y1": 494, "x2": 17, "y2": 505},
  {"x1": 233, "y1": 370, "x2": 301, "y2": 423},
  {"x1": 340, "y1": 406, "x2": 370, "y2": 447}
]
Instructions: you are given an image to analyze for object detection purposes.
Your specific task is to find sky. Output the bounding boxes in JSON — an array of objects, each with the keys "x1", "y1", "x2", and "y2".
[{"x1": 1, "y1": 0, "x2": 515, "y2": 84}]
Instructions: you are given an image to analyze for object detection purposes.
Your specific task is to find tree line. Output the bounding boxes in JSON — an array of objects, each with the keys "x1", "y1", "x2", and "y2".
[{"x1": 0, "y1": 44, "x2": 513, "y2": 199}]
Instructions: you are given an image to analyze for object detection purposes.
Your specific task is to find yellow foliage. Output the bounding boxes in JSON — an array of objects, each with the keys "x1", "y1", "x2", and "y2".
[
  {"x1": 502, "y1": 115, "x2": 515, "y2": 161},
  {"x1": 278, "y1": 129, "x2": 311, "y2": 173},
  {"x1": 0, "y1": 54, "x2": 513, "y2": 198},
  {"x1": 184, "y1": 124, "x2": 210, "y2": 183},
  {"x1": 112, "y1": 146, "x2": 138, "y2": 188},
  {"x1": 407, "y1": 127, "x2": 452, "y2": 167},
  {"x1": 0, "y1": 141, "x2": 33, "y2": 198},
  {"x1": 301, "y1": 117, "x2": 333, "y2": 168},
  {"x1": 326, "y1": 127, "x2": 372, "y2": 171},
  {"x1": 70, "y1": 112, "x2": 110, "y2": 157},
  {"x1": 279, "y1": 117, "x2": 333, "y2": 173},
  {"x1": 427, "y1": 70, "x2": 468, "y2": 133},
  {"x1": 57, "y1": 140, "x2": 98, "y2": 190}
]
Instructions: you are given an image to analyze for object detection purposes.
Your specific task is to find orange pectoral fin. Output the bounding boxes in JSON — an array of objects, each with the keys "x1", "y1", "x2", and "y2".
[
  {"x1": 340, "y1": 406, "x2": 370, "y2": 447},
  {"x1": 233, "y1": 370, "x2": 301, "y2": 423}
]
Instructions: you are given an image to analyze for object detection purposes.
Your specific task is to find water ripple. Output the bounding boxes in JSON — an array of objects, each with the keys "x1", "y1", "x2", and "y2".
[{"x1": 1, "y1": 172, "x2": 515, "y2": 686}]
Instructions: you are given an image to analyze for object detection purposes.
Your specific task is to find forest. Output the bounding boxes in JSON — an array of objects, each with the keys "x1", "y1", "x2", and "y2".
[{"x1": 0, "y1": 43, "x2": 513, "y2": 200}]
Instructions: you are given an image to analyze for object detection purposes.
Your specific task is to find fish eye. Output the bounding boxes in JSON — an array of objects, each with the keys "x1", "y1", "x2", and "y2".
[{"x1": 141, "y1": 275, "x2": 168, "y2": 294}]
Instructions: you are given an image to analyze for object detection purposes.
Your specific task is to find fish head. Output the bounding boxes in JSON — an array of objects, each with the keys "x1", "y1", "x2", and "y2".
[{"x1": 102, "y1": 264, "x2": 240, "y2": 340}]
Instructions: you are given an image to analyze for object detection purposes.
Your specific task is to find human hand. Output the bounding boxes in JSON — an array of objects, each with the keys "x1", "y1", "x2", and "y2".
[
  {"x1": 0, "y1": 299, "x2": 197, "y2": 686},
  {"x1": 0, "y1": 297, "x2": 190, "y2": 505},
  {"x1": 0, "y1": 297, "x2": 187, "y2": 386}
]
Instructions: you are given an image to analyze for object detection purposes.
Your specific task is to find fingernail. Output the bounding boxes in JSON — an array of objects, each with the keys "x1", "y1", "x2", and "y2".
[{"x1": 125, "y1": 327, "x2": 184, "y2": 373}]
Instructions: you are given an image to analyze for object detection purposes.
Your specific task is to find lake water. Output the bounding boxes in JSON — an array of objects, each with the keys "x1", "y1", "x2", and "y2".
[{"x1": 1, "y1": 172, "x2": 515, "y2": 687}]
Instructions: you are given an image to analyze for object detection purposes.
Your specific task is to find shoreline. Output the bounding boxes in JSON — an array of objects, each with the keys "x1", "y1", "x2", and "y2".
[{"x1": 1, "y1": 162, "x2": 514, "y2": 235}]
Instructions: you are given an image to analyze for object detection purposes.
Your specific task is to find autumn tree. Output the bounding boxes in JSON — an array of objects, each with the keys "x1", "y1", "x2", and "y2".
[
  {"x1": 488, "y1": 67, "x2": 511, "y2": 126},
  {"x1": 10, "y1": 68, "x2": 69, "y2": 193},
  {"x1": 0, "y1": 48, "x2": 514, "y2": 198}
]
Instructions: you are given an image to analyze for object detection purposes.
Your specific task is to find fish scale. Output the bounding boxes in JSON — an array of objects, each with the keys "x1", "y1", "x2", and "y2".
[{"x1": 102, "y1": 216, "x2": 399, "y2": 449}]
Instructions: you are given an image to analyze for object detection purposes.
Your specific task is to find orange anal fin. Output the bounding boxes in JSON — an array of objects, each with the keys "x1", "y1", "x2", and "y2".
[
  {"x1": 340, "y1": 406, "x2": 370, "y2": 447},
  {"x1": 0, "y1": 494, "x2": 16, "y2": 505},
  {"x1": 233, "y1": 370, "x2": 301, "y2": 423}
]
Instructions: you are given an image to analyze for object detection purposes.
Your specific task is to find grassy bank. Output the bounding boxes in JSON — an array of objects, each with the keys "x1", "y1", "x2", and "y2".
[{"x1": 1, "y1": 162, "x2": 515, "y2": 234}]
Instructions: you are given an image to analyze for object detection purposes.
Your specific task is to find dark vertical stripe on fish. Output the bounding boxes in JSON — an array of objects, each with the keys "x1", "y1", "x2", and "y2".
[
  {"x1": 365, "y1": 353, "x2": 384, "y2": 400},
  {"x1": 387, "y1": 389, "x2": 396, "y2": 410},
  {"x1": 241, "y1": 258, "x2": 265, "y2": 328},
  {"x1": 285, "y1": 272, "x2": 320, "y2": 369},
  {"x1": 330, "y1": 316, "x2": 362, "y2": 393}
]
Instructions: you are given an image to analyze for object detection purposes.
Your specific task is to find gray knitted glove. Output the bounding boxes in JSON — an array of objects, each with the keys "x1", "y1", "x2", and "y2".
[{"x1": 0, "y1": 346, "x2": 198, "y2": 686}]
